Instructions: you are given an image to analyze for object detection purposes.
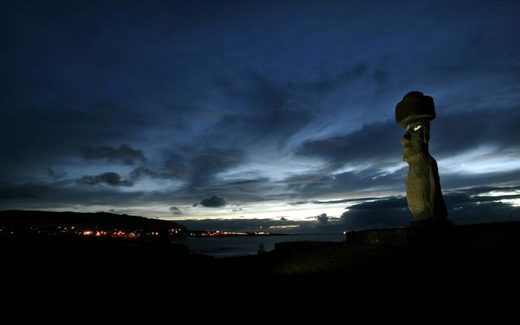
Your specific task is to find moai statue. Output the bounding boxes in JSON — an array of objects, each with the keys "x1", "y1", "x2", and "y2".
[{"x1": 396, "y1": 91, "x2": 448, "y2": 225}]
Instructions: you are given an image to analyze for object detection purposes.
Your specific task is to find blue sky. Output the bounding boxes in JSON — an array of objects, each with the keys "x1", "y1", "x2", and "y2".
[{"x1": 1, "y1": 1, "x2": 520, "y2": 232}]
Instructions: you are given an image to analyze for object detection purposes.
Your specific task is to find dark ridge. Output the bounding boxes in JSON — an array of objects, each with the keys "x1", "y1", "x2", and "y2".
[{"x1": 0, "y1": 210, "x2": 186, "y2": 231}]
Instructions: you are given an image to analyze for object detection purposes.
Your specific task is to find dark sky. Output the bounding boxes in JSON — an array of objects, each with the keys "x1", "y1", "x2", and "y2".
[{"x1": 1, "y1": 1, "x2": 520, "y2": 232}]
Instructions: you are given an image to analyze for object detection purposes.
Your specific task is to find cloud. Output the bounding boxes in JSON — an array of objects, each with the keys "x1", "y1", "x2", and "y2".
[
  {"x1": 47, "y1": 167, "x2": 66, "y2": 180},
  {"x1": 301, "y1": 63, "x2": 368, "y2": 95},
  {"x1": 431, "y1": 106, "x2": 520, "y2": 158},
  {"x1": 163, "y1": 147, "x2": 244, "y2": 188},
  {"x1": 341, "y1": 197, "x2": 411, "y2": 231},
  {"x1": 190, "y1": 149, "x2": 244, "y2": 186},
  {"x1": 129, "y1": 167, "x2": 181, "y2": 181},
  {"x1": 81, "y1": 144, "x2": 145, "y2": 165},
  {"x1": 213, "y1": 108, "x2": 314, "y2": 146},
  {"x1": 0, "y1": 182, "x2": 59, "y2": 200},
  {"x1": 296, "y1": 120, "x2": 402, "y2": 167},
  {"x1": 290, "y1": 197, "x2": 383, "y2": 206},
  {"x1": 181, "y1": 177, "x2": 277, "y2": 204},
  {"x1": 199, "y1": 195, "x2": 227, "y2": 208},
  {"x1": 340, "y1": 186, "x2": 520, "y2": 230},
  {"x1": 169, "y1": 207, "x2": 182, "y2": 214},
  {"x1": 291, "y1": 104, "x2": 520, "y2": 198},
  {"x1": 78, "y1": 172, "x2": 133, "y2": 187},
  {"x1": 209, "y1": 62, "x2": 397, "y2": 152},
  {"x1": 0, "y1": 180, "x2": 186, "y2": 210},
  {"x1": 317, "y1": 213, "x2": 329, "y2": 224},
  {"x1": 0, "y1": 102, "x2": 148, "y2": 182},
  {"x1": 296, "y1": 104, "x2": 520, "y2": 165},
  {"x1": 284, "y1": 169, "x2": 405, "y2": 199},
  {"x1": 212, "y1": 72, "x2": 315, "y2": 145},
  {"x1": 443, "y1": 187, "x2": 520, "y2": 224},
  {"x1": 129, "y1": 167, "x2": 160, "y2": 180}
]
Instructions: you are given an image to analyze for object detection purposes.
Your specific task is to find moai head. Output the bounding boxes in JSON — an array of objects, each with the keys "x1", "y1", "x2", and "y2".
[
  {"x1": 401, "y1": 119, "x2": 430, "y2": 162},
  {"x1": 396, "y1": 91, "x2": 436, "y2": 162}
]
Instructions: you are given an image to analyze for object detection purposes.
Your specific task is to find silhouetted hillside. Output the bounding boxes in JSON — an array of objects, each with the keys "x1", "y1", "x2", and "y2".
[{"x1": 0, "y1": 210, "x2": 185, "y2": 231}]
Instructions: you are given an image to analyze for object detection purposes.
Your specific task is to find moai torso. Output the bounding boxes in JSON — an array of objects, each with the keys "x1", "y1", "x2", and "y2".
[{"x1": 405, "y1": 155, "x2": 447, "y2": 220}]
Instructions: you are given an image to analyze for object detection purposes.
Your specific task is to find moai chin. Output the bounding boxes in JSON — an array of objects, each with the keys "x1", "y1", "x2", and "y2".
[{"x1": 396, "y1": 91, "x2": 448, "y2": 224}]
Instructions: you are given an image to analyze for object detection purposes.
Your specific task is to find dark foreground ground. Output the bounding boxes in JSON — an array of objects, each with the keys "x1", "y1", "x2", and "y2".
[{"x1": 2, "y1": 222, "x2": 520, "y2": 324}]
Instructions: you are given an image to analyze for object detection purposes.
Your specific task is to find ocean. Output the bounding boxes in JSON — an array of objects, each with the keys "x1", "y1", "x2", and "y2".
[{"x1": 177, "y1": 233, "x2": 345, "y2": 257}]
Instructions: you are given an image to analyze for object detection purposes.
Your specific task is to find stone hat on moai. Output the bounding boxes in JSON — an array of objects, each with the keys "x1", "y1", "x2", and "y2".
[{"x1": 395, "y1": 91, "x2": 436, "y2": 128}]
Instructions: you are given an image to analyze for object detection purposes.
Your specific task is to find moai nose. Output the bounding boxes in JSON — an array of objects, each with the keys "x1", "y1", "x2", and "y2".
[{"x1": 401, "y1": 131, "x2": 411, "y2": 144}]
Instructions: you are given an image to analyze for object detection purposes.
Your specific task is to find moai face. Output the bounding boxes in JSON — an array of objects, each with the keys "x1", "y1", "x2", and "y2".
[{"x1": 401, "y1": 120, "x2": 430, "y2": 163}]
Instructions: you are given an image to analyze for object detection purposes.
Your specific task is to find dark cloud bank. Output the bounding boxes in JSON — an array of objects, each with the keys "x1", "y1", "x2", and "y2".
[
  {"x1": 81, "y1": 144, "x2": 145, "y2": 165},
  {"x1": 199, "y1": 195, "x2": 227, "y2": 208},
  {"x1": 175, "y1": 185, "x2": 520, "y2": 233},
  {"x1": 169, "y1": 207, "x2": 182, "y2": 215},
  {"x1": 343, "y1": 185, "x2": 520, "y2": 230},
  {"x1": 77, "y1": 172, "x2": 133, "y2": 187}
]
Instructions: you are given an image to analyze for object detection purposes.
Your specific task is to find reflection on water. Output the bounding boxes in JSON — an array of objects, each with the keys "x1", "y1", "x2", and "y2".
[{"x1": 177, "y1": 233, "x2": 345, "y2": 257}]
